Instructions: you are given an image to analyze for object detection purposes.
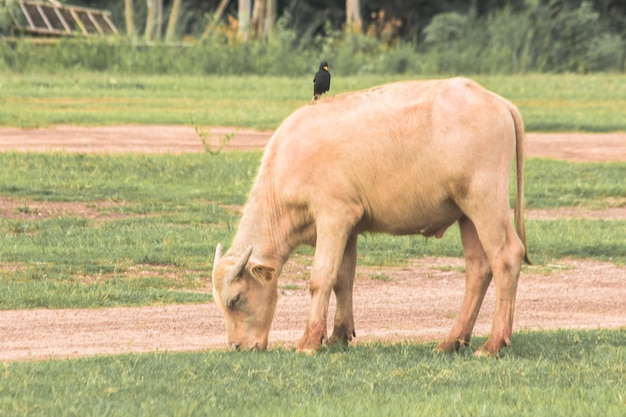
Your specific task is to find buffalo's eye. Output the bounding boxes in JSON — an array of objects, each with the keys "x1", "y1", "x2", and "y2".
[{"x1": 227, "y1": 294, "x2": 241, "y2": 310}]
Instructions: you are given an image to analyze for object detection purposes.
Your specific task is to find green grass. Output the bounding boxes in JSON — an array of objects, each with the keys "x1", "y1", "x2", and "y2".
[
  {"x1": 0, "y1": 72, "x2": 624, "y2": 131},
  {"x1": 1, "y1": 329, "x2": 624, "y2": 417},
  {"x1": 474, "y1": 74, "x2": 626, "y2": 132},
  {"x1": 1, "y1": 216, "x2": 624, "y2": 309},
  {"x1": 0, "y1": 153, "x2": 624, "y2": 309},
  {"x1": 0, "y1": 72, "x2": 623, "y2": 415},
  {"x1": 0, "y1": 276, "x2": 210, "y2": 310},
  {"x1": 0, "y1": 152, "x2": 259, "y2": 308},
  {"x1": 0, "y1": 154, "x2": 623, "y2": 208},
  {"x1": 525, "y1": 160, "x2": 626, "y2": 208},
  {"x1": 0, "y1": 151, "x2": 261, "y2": 203},
  {"x1": 356, "y1": 219, "x2": 626, "y2": 266},
  {"x1": 0, "y1": 78, "x2": 624, "y2": 308}
]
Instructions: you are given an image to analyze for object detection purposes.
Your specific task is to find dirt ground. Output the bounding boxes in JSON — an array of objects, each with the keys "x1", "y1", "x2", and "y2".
[
  {"x1": 0, "y1": 126, "x2": 625, "y2": 362},
  {"x1": 1, "y1": 125, "x2": 625, "y2": 162}
]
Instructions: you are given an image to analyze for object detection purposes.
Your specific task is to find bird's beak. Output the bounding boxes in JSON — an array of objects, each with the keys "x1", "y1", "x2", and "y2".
[{"x1": 323, "y1": 66, "x2": 328, "y2": 71}]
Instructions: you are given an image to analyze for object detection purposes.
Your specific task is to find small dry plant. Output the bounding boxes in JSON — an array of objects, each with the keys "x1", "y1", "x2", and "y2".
[{"x1": 194, "y1": 126, "x2": 236, "y2": 156}]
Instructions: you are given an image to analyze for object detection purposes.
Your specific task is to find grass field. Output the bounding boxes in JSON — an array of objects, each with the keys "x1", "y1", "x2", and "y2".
[
  {"x1": 1, "y1": 72, "x2": 625, "y2": 131},
  {"x1": 0, "y1": 73, "x2": 624, "y2": 416},
  {"x1": 0, "y1": 153, "x2": 624, "y2": 309},
  {"x1": 1, "y1": 330, "x2": 625, "y2": 417}
]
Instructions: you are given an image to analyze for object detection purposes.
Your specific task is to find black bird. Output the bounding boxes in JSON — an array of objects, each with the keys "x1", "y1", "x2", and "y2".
[{"x1": 313, "y1": 61, "x2": 331, "y2": 100}]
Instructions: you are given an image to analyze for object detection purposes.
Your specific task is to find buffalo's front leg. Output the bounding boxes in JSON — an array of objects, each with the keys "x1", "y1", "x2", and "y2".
[
  {"x1": 328, "y1": 235, "x2": 358, "y2": 345},
  {"x1": 298, "y1": 268, "x2": 335, "y2": 351},
  {"x1": 298, "y1": 213, "x2": 357, "y2": 352}
]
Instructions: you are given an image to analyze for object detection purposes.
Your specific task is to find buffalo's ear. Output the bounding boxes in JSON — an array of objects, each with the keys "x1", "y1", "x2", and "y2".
[{"x1": 249, "y1": 262, "x2": 276, "y2": 283}]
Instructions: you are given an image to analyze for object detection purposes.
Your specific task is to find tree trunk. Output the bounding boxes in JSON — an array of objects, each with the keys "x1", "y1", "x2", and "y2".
[
  {"x1": 251, "y1": 0, "x2": 277, "y2": 40},
  {"x1": 346, "y1": 0, "x2": 362, "y2": 31},
  {"x1": 251, "y1": 0, "x2": 266, "y2": 39},
  {"x1": 145, "y1": 0, "x2": 163, "y2": 42},
  {"x1": 154, "y1": 0, "x2": 163, "y2": 41},
  {"x1": 238, "y1": 0, "x2": 251, "y2": 41},
  {"x1": 124, "y1": 0, "x2": 135, "y2": 38},
  {"x1": 202, "y1": 0, "x2": 232, "y2": 39},
  {"x1": 165, "y1": 0, "x2": 182, "y2": 42},
  {"x1": 145, "y1": 0, "x2": 154, "y2": 41},
  {"x1": 266, "y1": 0, "x2": 276, "y2": 40}
]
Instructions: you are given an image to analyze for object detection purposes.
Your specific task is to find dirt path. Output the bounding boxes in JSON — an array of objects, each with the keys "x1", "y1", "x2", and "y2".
[
  {"x1": 0, "y1": 126, "x2": 625, "y2": 362},
  {"x1": 1, "y1": 125, "x2": 625, "y2": 162},
  {"x1": 1, "y1": 258, "x2": 624, "y2": 362}
]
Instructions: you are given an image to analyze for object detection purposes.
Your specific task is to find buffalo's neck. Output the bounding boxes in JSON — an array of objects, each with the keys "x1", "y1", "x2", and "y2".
[{"x1": 230, "y1": 189, "x2": 293, "y2": 274}]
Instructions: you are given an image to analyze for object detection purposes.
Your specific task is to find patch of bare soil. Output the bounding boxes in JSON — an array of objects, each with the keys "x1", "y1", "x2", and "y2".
[
  {"x1": 0, "y1": 125, "x2": 271, "y2": 154},
  {"x1": 524, "y1": 207, "x2": 626, "y2": 220},
  {"x1": 0, "y1": 197, "x2": 133, "y2": 221},
  {"x1": 0, "y1": 257, "x2": 624, "y2": 362},
  {"x1": 0, "y1": 126, "x2": 625, "y2": 362},
  {"x1": 1, "y1": 126, "x2": 625, "y2": 162},
  {"x1": 3, "y1": 196, "x2": 625, "y2": 223},
  {"x1": 524, "y1": 133, "x2": 626, "y2": 163}
]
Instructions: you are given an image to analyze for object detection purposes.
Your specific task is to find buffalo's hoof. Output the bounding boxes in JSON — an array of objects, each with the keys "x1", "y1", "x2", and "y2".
[
  {"x1": 437, "y1": 338, "x2": 470, "y2": 352},
  {"x1": 476, "y1": 337, "x2": 510, "y2": 357},
  {"x1": 328, "y1": 325, "x2": 356, "y2": 346},
  {"x1": 297, "y1": 334, "x2": 325, "y2": 353}
]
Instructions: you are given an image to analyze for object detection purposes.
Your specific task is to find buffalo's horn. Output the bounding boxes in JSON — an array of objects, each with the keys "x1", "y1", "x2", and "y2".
[
  {"x1": 213, "y1": 244, "x2": 223, "y2": 274},
  {"x1": 224, "y1": 246, "x2": 253, "y2": 284}
]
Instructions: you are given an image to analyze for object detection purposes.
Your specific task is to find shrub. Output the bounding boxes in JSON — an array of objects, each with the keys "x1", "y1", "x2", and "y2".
[
  {"x1": 419, "y1": 1, "x2": 624, "y2": 74},
  {"x1": 0, "y1": 2, "x2": 623, "y2": 75}
]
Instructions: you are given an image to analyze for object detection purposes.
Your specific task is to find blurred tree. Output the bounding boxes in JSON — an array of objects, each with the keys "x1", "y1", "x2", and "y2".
[
  {"x1": 249, "y1": 0, "x2": 277, "y2": 39},
  {"x1": 266, "y1": 0, "x2": 276, "y2": 38},
  {"x1": 251, "y1": 0, "x2": 266, "y2": 38},
  {"x1": 124, "y1": 0, "x2": 135, "y2": 37},
  {"x1": 239, "y1": 0, "x2": 251, "y2": 40},
  {"x1": 202, "y1": 0, "x2": 233, "y2": 39},
  {"x1": 144, "y1": 0, "x2": 163, "y2": 41},
  {"x1": 347, "y1": 0, "x2": 362, "y2": 30},
  {"x1": 165, "y1": 0, "x2": 182, "y2": 41},
  {"x1": 61, "y1": 0, "x2": 626, "y2": 47}
]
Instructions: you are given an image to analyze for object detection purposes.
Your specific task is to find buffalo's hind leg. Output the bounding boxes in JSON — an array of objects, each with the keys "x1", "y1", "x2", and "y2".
[
  {"x1": 451, "y1": 206, "x2": 524, "y2": 356},
  {"x1": 474, "y1": 217, "x2": 524, "y2": 356},
  {"x1": 439, "y1": 215, "x2": 493, "y2": 352},
  {"x1": 328, "y1": 235, "x2": 358, "y2": 346}
]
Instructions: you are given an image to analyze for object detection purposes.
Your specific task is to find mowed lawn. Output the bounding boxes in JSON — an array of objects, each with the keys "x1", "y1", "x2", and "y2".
[
  {"x1": 0, "y1": 72, "x2": 624, "y2": 131},
  {"x1": 0, "y1": 73, "x2": 625, "y2": 417},
  {"x1": 1, "y1": 330, "x2": 625, "y2": 417},
  {"x1": 0, "y1": 152, "x2": 624, "y2": 309}
]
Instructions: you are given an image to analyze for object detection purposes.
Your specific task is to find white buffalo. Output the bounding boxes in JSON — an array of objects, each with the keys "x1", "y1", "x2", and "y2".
[{"x1": 212, "y1": 77, "x2": 530, "y2": 355}]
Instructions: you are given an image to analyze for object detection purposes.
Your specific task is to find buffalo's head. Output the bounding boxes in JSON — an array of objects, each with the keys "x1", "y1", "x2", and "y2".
[{"x1": 212, "y1": 244, "x2": 278, "y2": 350}]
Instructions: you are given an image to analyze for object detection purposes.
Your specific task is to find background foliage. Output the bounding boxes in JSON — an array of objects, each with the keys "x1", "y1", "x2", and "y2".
[{"x1": 0, "y1": 0, "x2": 624, "y2": 74}]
